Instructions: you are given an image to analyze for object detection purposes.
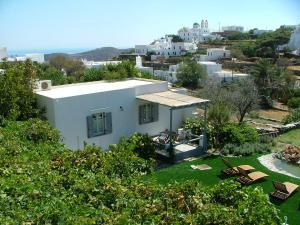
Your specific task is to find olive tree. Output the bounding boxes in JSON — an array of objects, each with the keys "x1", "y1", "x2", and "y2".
[
  {"x1": 230, "y1": 77, "x2": 259, "y2": 123},
  {"x1": 176, "y1": 60, "x2": 207, "y2": 88}
]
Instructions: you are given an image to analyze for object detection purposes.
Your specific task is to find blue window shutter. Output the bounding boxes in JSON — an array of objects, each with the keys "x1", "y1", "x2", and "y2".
[
  {"x1": 105, "y1": 112, "x2": 112, "y2": 134},
  {"x1": 139, "y1": 105, "x2": 144, "y2": 124},
  {"x1": 87, "y1": 115, "x2": 94, "y2": 138},
  {"x1": 152, "y1": 104, "x2": 159, "y2": 122}
]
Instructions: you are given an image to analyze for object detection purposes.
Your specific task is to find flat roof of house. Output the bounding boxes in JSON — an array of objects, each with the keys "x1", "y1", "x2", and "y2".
[
  {"x1": 198, "y1": 61, "x2": 219, "y2": 65},
  {"x1": 36, "y1": 79, "x2": 161, "y2": 99},
  {"x1": 136, "y1": 91, "x2": 209, "y2": 109}
]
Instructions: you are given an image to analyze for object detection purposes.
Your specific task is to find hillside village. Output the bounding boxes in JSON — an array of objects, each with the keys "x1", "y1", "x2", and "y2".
[{"x1": 1, "y1": 8, "x2": 300, "y2": 224}]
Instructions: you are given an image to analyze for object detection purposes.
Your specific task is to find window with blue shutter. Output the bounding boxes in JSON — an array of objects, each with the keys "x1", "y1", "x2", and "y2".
[
  {"x1": 87, "y1": 112, "x2": 112, "y2": 138},
  {"x1": 139, "y1": 103, "x2": 159, "y2": 124}
]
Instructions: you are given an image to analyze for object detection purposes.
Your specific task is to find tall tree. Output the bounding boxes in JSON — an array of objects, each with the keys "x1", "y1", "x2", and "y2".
[
  {"x1": 0, "y1": 60, "x2": 41, "y2": 120},
  {"x1": 177, "y1": 60, "x2": 207, "y2": 88},
  {"x1": 49, "y1": 55, "x2": 85, "y2": 80},
  {"x1": 251, "y1": 59, "x2": 293, "y2": 107},
  {"x1": 230, "y1": 78, "x2": 259, "y2": 122}
]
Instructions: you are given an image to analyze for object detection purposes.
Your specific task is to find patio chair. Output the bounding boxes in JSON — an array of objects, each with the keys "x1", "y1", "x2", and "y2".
[
  {"x1": 152, "y1": 131, "x2": 178, "y2": 149},
  {"x1": 236, "y1": 167, "x2": 268, "y2": 185},
  {"x1": 221, "y1": 158, "x2": 255, "y2": 176},
  {"x1": 270, "y1": 181, "x2": 299, "y2": 201}
]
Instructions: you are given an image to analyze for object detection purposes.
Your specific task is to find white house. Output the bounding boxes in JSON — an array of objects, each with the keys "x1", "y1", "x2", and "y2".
[
  {"x1": 222, "y1": 26, "x2": 244, "y2": 32},
  {"x1": 199, "y1": 47, "x2": 231, "y2": 61},
  {"x1": 135, "y1": 56, "x2": 154, "y2": 74},
  {"x1": 178, "y1": 21, "x2": 219, "y2": 43},
  {"x1": 214, "y1": 70, "x2": 249, "y2": 82},
  {"x1": 197, "y1": 61, "x2": 248, "y2": 81},
  {"x1": 135, "y1": 35, "x2": 197, "y2": 59},
  {"x1": 0, "y1": 47, "x2": 8, "y2": 61},
  {"x1": 36, "y1": 79, "x2": 209, "y2": 151},
  {"x1": 198, "y1": 61, "x2": 222, "y2": 76},
  {"x1": 153, "y1": 63, "x2": 181, "y2": 82},
  {"x1": 14, "y1": 53, "x2": 45, "y2": 63},
  {"x1": 135, "y1": 45, "x2": 151, "y2": 55},
  {"x1": 82, "y1": 59, "x2": 122, "y2": 69}
]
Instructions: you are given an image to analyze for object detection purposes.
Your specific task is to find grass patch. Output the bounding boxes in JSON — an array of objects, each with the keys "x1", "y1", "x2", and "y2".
[
  {"x1": 258, "y1": 109, "x2": 289, "y2": 121},
  {"x1": 276, "y1": 128, "x2": 300, "y2": 147},
  {"x1": 145, "y1": 155, "x2": 300, "y2": 225}
]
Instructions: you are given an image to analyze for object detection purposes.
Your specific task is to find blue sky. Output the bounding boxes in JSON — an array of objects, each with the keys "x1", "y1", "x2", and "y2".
[{"x1": 0, "y1": 0, "x2": 299, "y2": 51}]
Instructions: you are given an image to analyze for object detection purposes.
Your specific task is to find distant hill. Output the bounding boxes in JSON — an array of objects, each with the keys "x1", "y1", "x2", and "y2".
[{"x1": 45, "y1": 47, "x2": 134, "y2": 61}]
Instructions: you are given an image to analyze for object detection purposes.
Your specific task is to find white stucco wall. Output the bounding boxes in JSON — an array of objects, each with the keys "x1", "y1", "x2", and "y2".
[
  {"x1": 36, "y1": 80, "x2": 200, "y2": 150},
  {"x1": 198, "y1": 62, "x2": 222, "y2": 76}
]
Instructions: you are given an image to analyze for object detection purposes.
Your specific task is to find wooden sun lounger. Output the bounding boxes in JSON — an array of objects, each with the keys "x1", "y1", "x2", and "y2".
[
  {"x1": 236, "y1": 167, "x2": 268, "y2": 185},
  {"x1": 270, "y1": 181, "x2": 299, "y2": 200},
  {"x1": 221, "y1": 158, "x2": 255, "y2": 176}
]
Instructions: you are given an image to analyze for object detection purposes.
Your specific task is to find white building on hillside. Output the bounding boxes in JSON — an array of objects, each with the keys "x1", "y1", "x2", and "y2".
[
  {"x1": 222, "y1": 26, "x2": 244, "y2": 32},
  {"x1": 0, "y1": 47, "x2": 8, "y2": 61},
  {"x1": 135, "y1": 55, "x2": 154, "y2": 74},
  {"x1": 178, "y1": 21, "x2": 220, "y2": 43},
  {"x1": 199, "y1": 47, "x2": 231, "y2": 61},
  {"x1": 153, "y1": 63, "x2": 181, "y2": 82},
  {"x1": 36, "y1": 79, "x2": 209, "y2": 153},
  {"x1": 288, "y1": 24, "x2": 300, "y2": 55},
  {"x1": 197, "y1": 61, "x2": 248, "y2": 81},
  {"x1": 198, "y1": 61, "x2": 222, "y2": 76},
  {"x1": 214, "y1": 71, "x2": 249, "y2": 82},
  {"x1": 135, "y1": 45, "x2": 150, "y2": 55},
  {"x1": 135, "y1": 35, "x2": 197, "y2": 59},
  {"x1": 82, "y1": 59, "x2": 121, "y2": 69},
  {"x1": 14, "y1": 53, "x2": 45, "y2": 63}
]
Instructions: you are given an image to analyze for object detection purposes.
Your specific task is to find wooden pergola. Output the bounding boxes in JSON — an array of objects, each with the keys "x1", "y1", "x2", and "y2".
[{"x1": 137, "y1": 91, "x2": 209, "y2": 159}]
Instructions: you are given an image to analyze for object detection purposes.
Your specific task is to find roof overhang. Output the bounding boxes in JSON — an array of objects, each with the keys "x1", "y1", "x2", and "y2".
[{"x1": 136, "y1": 91, "x2": 209, "y2": 109}]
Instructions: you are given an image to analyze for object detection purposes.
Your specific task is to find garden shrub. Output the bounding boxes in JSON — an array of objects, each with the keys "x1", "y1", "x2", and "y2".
[
  {"x1": 260, "y1": 135, "x2": 276, "y2": 146},
  {"x1": 126, "y1": 133, "x2": 156, "y2": 159},
  {"x1": 0, "y1": 120, "x2": 281, "y2": 224},
  {"x1": 182, "y1": 117, "x2": 213, "y2": 147},
  {"x1": 287, "y1": 97, "x2": 300, "y2": 109},
  {"x1": 25, "y1": 118, "x2": 61, "y2": 143},
  {"x1": 219, "y1": 122, "x2": 259, "y2": 147},
  {"x1": 283, "y1": 108, "x2": 300, "y2": 124},
  {"x1": 220, "y1": 142, "x2": 271, "y2": 156}
]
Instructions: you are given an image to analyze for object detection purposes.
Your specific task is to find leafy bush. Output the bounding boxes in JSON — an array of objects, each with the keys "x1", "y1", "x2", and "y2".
[
  {"x1": 39, "y1": 66, "x2": 71, "y2": 85},
  {"x1": 126, "y1": 133, "x2": 156, "y2": 160},
  {"x1": 81, "y1": 67, "x2": 104, "y2": 82},
  {"x1": 176, "y1": 60, "x2": 207, "y2": 88},
  {"x1": 220, "y1": 142, "x2": 271, "y2": 156},
  {"x1": 0, "y1": 120, "x2": 281, "y2": 224},
  {"x1": 287, "y1": 97, "x2": 300, "y2": 109},
  {"x1": 0, "y1": 60, "x2": 42, "y2": 120},
  {"x1": 25, "y1": 118, "x2": 61, "y2": 143},
  {"x1": 182, "y1": 117, "x2": 213, "y2": 148},
  {"x1": 219, "y1": 123, "x2": 259, "y2": 146},
  {"x1": 282, "y1": 108, "x2": 300, "y2": 124}
]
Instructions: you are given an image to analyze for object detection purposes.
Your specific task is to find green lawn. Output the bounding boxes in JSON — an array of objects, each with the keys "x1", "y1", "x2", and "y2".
[
  {"x1": 145, "y1": 155, "x2": 300, "y2": 225},
  {"x1": 276, "y1": 128, "x2": 300, "y2": 147}
]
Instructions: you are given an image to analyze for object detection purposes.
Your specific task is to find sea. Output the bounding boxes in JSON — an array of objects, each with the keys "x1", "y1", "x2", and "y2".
[{"x1": 7, "y1": 48, "x2": 93, "y2": 57}]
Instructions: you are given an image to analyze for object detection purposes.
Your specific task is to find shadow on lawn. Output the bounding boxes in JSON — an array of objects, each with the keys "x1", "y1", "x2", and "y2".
[
  {"x1": 216, "y1": 173, "x2": 230, "y2": 180},
  {"x1": 269, "y1": 196, "x2": 285, "y2": 206},
  {"x1": 202, "y1": 154, "x2": 219, "y2": 160}
]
